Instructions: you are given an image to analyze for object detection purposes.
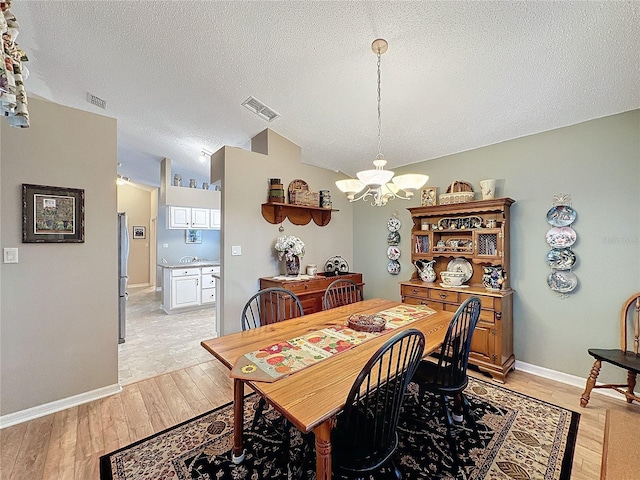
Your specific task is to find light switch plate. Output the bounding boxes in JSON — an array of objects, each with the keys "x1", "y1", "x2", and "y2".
[
  {"x1": 231, "y1": 245, "x2": 242, "y2": 256},
  {"x1": 4, "y1": 247, "x2": 19, "y2": 263}
]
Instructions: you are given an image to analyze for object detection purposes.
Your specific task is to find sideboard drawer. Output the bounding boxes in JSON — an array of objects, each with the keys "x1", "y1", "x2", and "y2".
[
  {"x1": 402, "y1": 296, "x2": 444, "y2": 310},
  {"x1": 460, "y1": 292, "x2": 495, "y2": 310},
  {"x1": 428, "y1": 289, "x2": 459, "y2": 303},
  {"x1": 401, "y1": 284, "x2": 429, "y2": 298}
]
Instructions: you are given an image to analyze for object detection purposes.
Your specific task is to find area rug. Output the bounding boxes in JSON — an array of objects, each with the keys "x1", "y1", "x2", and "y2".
[{"x1": 100, "y1": 377, "x2": 579, "y2": 480}]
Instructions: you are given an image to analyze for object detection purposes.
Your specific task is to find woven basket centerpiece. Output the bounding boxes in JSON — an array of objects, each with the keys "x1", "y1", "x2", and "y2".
[
  {"x1": 439, "y1": 181, "x2": 475, "y2": 205},
  {"x1": 347, "y1": 314, "x2": 386, "y2": 332}
]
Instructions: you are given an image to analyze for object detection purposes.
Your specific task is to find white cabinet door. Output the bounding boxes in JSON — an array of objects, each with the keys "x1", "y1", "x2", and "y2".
[
  {"x1": 169, "y1": 206, "x2": 191, "y2": 228},
  {"x1": 191, "y1": 208, "x2": 210, "y2": 229},
  {"x1": 171, "y1": 275, "x2": 201, "y2": 309},
  {"x1": 210, "y1": 209, "x2": 221, "y2": 230}
]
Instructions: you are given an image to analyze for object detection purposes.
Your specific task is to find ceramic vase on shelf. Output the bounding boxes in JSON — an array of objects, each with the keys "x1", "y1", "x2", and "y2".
[
  {"x1": 480, "y1": 179, "x2": 496, "y2": 200},
  {"x1": 415, "y1": 260, "x2": 437, "y2": 283},
  {"x1": 286, "y1": 257, "x2": 300, "y2": 276},
  {"x1": 482, "y1": 265, "x2": 504, "y2": 290}
]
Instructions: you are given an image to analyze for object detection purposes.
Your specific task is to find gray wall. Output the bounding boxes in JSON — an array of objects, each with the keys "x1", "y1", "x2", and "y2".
[
  {"x1": 354, "y1": 110, "x2": 640, "y2": 380},
  {"x1": 1, "y1": 98, "x2": 118, "y2": 416},
  {"x1": 217, "y1": 129, "x2": 355, "y2": 335}
]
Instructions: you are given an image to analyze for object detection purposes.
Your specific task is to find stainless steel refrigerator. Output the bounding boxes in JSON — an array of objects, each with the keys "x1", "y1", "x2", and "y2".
[{"x1": 117, "y1": 212, "x2": 129, "y2": 344}]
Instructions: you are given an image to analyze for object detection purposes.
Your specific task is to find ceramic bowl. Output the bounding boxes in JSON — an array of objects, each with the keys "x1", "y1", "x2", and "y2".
[{"x1": 440, "y1": 270, "x2": 466, "y2": 286}]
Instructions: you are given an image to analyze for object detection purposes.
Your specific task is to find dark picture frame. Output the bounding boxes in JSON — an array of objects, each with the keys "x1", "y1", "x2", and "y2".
[
  {"x1": 132, "y1": 226, "x2": 146, "y2": 239},
  {"x1": 22, "y1": 183, "x2": 85, "y2": 243}
]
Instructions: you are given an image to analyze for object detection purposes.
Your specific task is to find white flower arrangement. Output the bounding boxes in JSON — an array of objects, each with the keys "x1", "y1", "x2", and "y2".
[{"x1": 274, "y1": 235, "x2": 305, "y2": 261}]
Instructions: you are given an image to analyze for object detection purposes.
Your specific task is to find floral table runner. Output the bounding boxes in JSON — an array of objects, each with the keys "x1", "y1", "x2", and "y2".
[{"x1": 230, "y1": 304, "x2": 437, "y2": 382}]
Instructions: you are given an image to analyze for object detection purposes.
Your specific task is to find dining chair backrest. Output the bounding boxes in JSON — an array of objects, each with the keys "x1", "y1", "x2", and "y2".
[
  {"x1": 333, "y1": 328, "x2": 425, "y2": 475},
  {"x1": 323, "y1": 278, "x2": 363, "y2": 310},
  {"x1": 431, "y1": 296, "x2": 481, "y2": 394},
  {"x1": 241, "y1": 287, "x2": 304, "y2": 331}
]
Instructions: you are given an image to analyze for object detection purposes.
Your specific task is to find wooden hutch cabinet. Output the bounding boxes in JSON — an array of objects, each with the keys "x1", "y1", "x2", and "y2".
[
  {"x1": 400, "y1": 197, "x2": 515, "y2": 382},
  {"x1": 260, "y1": 272, "x2": 364, "y2": 315}
]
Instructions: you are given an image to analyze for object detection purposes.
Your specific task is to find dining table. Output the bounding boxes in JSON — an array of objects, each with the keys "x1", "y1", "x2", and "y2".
[{"x1": 200, "y1": 298, "x2": 454, "y2": 480}]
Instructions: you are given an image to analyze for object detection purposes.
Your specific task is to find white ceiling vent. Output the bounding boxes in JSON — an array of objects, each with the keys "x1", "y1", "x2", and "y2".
[
  {"x1": 241, "y1": 96, "x2": 280, "y2": 122},
  {"x1": 87, "y1": 92, "x2": 106, "y2": 109}
]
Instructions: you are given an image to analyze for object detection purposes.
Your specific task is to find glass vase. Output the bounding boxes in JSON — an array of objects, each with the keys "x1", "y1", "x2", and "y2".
[{"x1": 286, "y1": 257, "x2": 300, "y2": 276}]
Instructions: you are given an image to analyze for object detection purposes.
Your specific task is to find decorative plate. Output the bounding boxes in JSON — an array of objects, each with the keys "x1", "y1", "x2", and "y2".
[
  {"x1": 447, "y1": 258, "x2": 473, "y2": 282},
  {"x1": 387, "y1": 260, "x2": 401, "y2": 275},
  {"x1": 546, "y1": 205, "x2": 577, "y2": 227},
  {"x1": 387, "y1": 216, "x2": 401, "y2": 232},
  {"x1": 387, "y1": 246, "x2": 401, "y2": 260},
  {"x1": 547, "y1": 271, "x2": 578, "y2": 293},
  {"x1": 387, "y1": 231, "x2": 401, "y2": 246},
  {"x1": 546, "y1": 226, "x2": 577, "y2": 248},
  {"x1": 546, "y1": 248, "x2": 576, "y2": 270},
  {"x1": 324, "y1": 255, "x2": 349, "y2": 274}
]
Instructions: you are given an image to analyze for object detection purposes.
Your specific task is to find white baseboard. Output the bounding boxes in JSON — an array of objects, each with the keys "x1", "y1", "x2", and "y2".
[
  {"x1": 515, "y1": 360, "x2": 624, "y2": 401},
  {"x1": 128, "y1": 282, "x2": 151, "y2": 288},
  {"x1": 0, "y1": 383, "x2": 122, "y2": 429}
]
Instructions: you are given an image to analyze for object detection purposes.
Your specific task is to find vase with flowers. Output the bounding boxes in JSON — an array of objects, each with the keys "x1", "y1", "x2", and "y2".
[{"x1": 274, "y1": 235, "x2": 305, "y2": 275}]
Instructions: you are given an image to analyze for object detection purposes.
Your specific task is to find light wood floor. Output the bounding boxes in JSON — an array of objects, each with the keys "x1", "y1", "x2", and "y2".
[{"x1": 0, "y1": 364, "x2": 636, "y2": 480}]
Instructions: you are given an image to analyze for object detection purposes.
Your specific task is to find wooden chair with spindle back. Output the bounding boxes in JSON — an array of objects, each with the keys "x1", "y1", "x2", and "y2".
[{"x1": 580, "y1": 293, "x2": 640, "y2": 407}]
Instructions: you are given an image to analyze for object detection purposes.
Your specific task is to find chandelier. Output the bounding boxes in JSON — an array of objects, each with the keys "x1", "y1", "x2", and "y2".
[{"x1": 336, "y1": 39, "x2": 428, "y2": 207}]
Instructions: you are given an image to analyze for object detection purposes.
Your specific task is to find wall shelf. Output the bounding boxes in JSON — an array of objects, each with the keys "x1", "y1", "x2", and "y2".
[{"x1": 261, "y1": 203, "x2": 338, "y2": 226}]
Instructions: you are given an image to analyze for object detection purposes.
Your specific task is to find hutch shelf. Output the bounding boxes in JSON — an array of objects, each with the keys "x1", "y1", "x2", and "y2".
[
  {"x1": 261, "y1": 203, "x2": 338, "y2": 226},
  {"x1": 400, "y1": 197, "x2": 516, "y2": 382}
]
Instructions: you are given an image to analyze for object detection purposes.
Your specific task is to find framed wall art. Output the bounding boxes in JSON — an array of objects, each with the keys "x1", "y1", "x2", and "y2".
[
  {"x1": 185, "y1": 229, "x2": 202, "y2": 244},
  {"x1": 22, "y1": 183, "x2": 85, "y2": 243},
  {"x1": 132, "y1": 226, "x2": 146, "y2": 239},
  {"x1": 420, "y1": 187, "x2": 437, "y2": 207}
]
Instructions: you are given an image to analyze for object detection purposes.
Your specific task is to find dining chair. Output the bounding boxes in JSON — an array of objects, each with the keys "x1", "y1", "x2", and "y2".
[
  {"x1": 241, "y1": 287, "x2": 304, "y2": 430},
  {"x1": 332, "y1": 328, "x2": 425, "y2": 479},
  {"x1": 410, "y1": 296, "x2": 481, "y2": 469},
  {"x1": 241, "y1": 287, "x2": 304, "y2": 331},
  {"x1": 580, "y1": 292, "x2": 640, "y2": 407},
  {"x1": 323, "y1": 278, "x2": 363, "y2": 310}
]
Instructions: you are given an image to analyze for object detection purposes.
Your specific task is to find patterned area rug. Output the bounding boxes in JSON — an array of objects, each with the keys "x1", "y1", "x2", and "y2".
[{"x1": 100, "y1": 377, "x2": 579, "y2": 480}]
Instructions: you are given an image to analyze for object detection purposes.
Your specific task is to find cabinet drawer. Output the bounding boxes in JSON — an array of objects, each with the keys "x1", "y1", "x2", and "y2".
[
  {"x1": 402, "y1": 296, "x2": 444, "y2": 310},
  {"x1": 401, "y1": 284, "x2": 429, "y2": 298},
  {"x1": 201, "y1": 266, "x2": 220, "y2": 275},
  {"x1": 460, "y1": 293, "x2": 495, "y2": 310},
  {"x1": 479, "y1": 309, "x2": 495, "y2": 324},
  {"x1": 300, "y1": 296, "x2": 322, "y2": 315},
  {"x1": 171, "y1": 268, "x2": 200, "y2": 277},
  {"x1": 201, "y1": 288, "x2": 216, "y2": 304},
  {"x1": 201, "y1": 274, "x2": 216, "y2": 289},
  {"x1": 428, "y1": 289, "x2": 459, "y2": 303}
]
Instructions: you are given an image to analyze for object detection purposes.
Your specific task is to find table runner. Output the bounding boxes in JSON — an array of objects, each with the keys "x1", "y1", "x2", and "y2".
[{"x1": 230, "y1": 304, "x2": 436, "y2": 382}]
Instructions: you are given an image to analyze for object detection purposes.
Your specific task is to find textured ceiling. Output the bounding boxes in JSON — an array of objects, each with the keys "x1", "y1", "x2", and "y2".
[{"x1": 12, "y1": 1, "x2": 640, "y2": 187}]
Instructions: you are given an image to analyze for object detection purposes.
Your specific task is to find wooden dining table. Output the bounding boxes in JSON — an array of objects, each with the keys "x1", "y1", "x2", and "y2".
[{"x1": 200, "y1": 298, "x2": 453, "y2": 480}]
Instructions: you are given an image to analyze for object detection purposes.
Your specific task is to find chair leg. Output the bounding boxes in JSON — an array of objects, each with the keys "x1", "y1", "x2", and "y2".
[
  {"x1": 580, "y1": 359, "x2": 602, "y2": 407},
  {"x1": 440, "y1": 395, "x2": 459, "y2": 470},
  {"x1": 627, "y1": 371, "x2": 637, "y2": 404}
]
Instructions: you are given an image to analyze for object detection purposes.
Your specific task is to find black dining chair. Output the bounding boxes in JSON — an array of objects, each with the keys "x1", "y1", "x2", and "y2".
[
  {"x1": 323, "y1": 278, "x2": 363, "y2": 310},
  {"x1": 411, "y1": 296, "x2": 481, "y2": 469},
  {"x1": 241, "y1": 287, "x2": 304, "y2": 430},
  {"x1": 241, "y1": 287, "x2": 304, "y2": 330},
  {"x1": 332, "y1": 328, "x2": 425, "y2": 479}
]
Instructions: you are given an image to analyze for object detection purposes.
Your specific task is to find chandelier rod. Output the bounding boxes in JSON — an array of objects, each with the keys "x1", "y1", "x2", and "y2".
[{"x1": 376, "y1": 42, "x2": 383, "y2": 161}]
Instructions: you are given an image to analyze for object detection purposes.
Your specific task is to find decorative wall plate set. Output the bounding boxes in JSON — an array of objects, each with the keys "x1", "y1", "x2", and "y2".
[{"x1": 546, "y1": 194, "x2": 578, "y2": 296}]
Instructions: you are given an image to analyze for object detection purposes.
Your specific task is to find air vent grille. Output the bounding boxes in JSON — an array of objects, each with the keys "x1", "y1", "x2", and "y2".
[
  {"x1": 87, "y1": 93, "x2": 106, "y2": 109},
  {"x1": 241, "y1": 96, "x2": 279, "y2": 122}
]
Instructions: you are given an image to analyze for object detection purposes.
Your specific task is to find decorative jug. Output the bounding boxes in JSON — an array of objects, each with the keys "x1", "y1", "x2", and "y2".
[{"x1": 414, "y1": 260, "x2": 436, "y2": 283}]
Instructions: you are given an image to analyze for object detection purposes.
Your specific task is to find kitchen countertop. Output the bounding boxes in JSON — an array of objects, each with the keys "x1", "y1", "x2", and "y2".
[{"x1": 159, "y1": 261, "x2": 220, "y2": 269}]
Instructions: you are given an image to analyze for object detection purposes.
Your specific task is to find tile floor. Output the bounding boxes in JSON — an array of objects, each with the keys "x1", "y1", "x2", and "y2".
[{"x1": 118, "y1": 286, "x2": 218, "y2": 385}]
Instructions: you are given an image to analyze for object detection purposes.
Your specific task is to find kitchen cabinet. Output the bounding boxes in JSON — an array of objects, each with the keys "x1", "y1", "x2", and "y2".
[
  {"x1": 210, "y1": 209, "x2": 221, "y2": 230},
  {"x1": 401, "y1": 197, "x2": 515, "y2": 382},
  {"x1": 259, "y1": 272, "x2": 363, "y2": 314},
  {"x1": 169, "y1": 267, "x2": 201, "y2": 309},
  {"x1": 167, "y1": 206, "x2": 214, "y2": 229},
  {"x1": 161, "y1": 264, "x2": 220, "y2": 313}
]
